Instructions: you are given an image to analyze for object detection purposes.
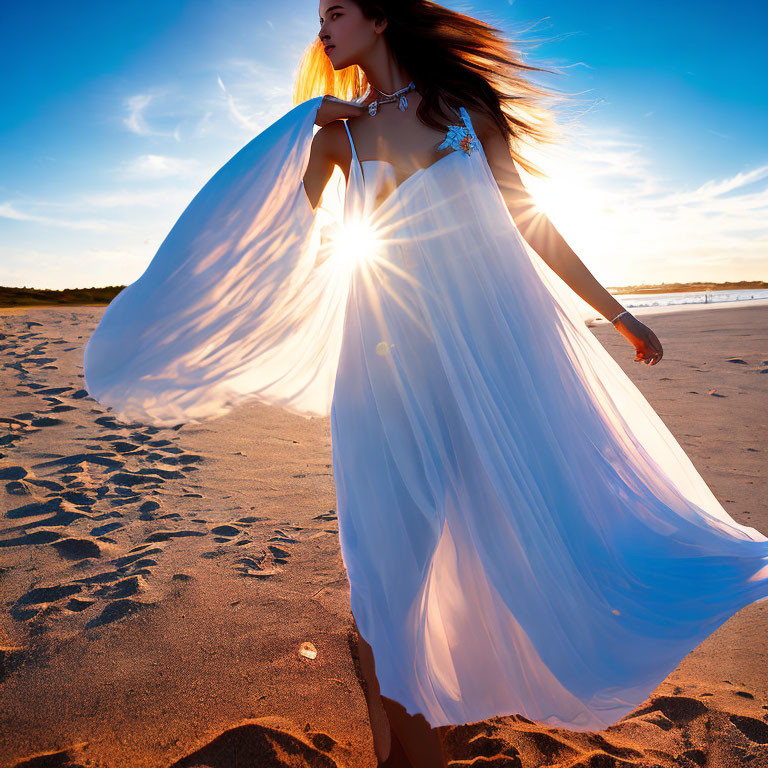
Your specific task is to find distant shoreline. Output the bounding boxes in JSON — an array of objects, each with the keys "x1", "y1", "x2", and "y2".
[
  {"x1": 604, "y1": 280, "x2": 768, "y2": 295},
  {"x1": 1, "y1": 281, "x2": 766, "y2": 309}
]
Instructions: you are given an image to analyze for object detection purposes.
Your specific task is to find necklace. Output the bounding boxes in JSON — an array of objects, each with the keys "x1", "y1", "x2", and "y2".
[{"x1": 367, "y1": 80, "x2": 416, "y2": 117}]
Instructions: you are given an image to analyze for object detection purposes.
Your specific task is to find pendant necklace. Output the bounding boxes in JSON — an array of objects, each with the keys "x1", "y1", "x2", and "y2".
[{"x1": 367, "y1": 80, "x2": 416, "y2": 117}]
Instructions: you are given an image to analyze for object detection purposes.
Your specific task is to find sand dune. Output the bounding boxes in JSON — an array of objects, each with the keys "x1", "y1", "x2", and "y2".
[{"x1": 0, "y1": 304, "x2": 766, "y2": 767}]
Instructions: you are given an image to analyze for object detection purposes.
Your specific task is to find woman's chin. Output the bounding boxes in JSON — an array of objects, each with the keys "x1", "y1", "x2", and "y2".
[{"x1": 329, "y1": 54, "x2": 352, "y2": 70}]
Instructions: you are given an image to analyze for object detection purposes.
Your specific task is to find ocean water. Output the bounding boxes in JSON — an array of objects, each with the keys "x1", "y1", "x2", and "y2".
[
  {"x1": 578, "y1": 288, "x2": 768, "y2": 324},
  {"x1": 612, "y1": 288, "x2": 768, "y2": 309}
]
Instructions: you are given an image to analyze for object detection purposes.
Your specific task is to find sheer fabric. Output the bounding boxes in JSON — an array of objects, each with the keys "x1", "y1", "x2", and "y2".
[
  {"x1": 84, "y1": 96, "x2": 346, "y2": 424},
  {"x1": 84, "y1": 97, "x2": 768, "y2": 731},
  {"x1": 331, "y1": 109, "x2": 768, "y2": 730}
]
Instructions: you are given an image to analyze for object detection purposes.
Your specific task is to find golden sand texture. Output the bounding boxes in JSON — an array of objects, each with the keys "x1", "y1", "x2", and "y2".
[{"x1": 0, "y1": 304, "x2": 766, "y2": 767}]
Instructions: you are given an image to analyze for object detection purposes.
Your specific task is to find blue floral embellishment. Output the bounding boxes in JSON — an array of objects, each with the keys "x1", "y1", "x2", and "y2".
[{"x1": 436, "y1": 107, "x2": 479, "y2": 156}]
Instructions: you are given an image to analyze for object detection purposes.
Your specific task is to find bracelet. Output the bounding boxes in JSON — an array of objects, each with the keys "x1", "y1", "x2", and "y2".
[{"x1": 610, "y1": 310, "x2": 630, "y2": 324}]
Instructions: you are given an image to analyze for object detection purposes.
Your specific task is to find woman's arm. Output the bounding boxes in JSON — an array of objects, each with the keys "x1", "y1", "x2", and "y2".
[
  {"x1": 303, "y1": 96, "x2": 367, "y2": 210},
  {"x1": 314, "y1": 95, "x2": 368, "y2": 127},
  {"x1": 473, "y1": 111, "x2": 663, "y2": 365},
  {"x1": 303, "y1": 123, "x2": 338, "y2": 211}
]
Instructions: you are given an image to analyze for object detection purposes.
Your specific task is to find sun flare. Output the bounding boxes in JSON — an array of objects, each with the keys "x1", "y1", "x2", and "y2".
[{"x1": 327, "y1": 219, "x2": 382, "y2": 271}]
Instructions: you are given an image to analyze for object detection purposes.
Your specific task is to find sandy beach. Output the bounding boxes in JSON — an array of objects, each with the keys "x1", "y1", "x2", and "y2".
[{"x1": 1, "y1": 302, "x2": 766, "y2": 768}]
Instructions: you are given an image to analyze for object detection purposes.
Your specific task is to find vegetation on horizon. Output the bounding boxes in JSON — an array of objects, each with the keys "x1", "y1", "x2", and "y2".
[{"x1": 0, "y1": 285, "x2": 125, "y2": 308}]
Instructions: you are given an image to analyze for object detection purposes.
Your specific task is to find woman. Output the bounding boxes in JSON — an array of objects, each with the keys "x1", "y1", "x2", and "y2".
[{"x1": 84, "y1": 2, "x2": 768, "y2": 767}]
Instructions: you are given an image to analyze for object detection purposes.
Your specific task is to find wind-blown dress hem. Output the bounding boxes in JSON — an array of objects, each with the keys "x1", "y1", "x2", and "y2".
[{"x1": 84, "y1": 96, "x2": 768, "y2": 732}]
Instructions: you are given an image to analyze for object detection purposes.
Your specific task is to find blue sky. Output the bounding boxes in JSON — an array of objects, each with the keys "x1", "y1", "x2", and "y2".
[{"x1": 1, "y1": 0, "x2": 766, "y2": 289}]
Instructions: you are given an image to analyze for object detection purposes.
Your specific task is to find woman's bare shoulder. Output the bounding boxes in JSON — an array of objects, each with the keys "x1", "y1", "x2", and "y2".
[
  {"x1": 463, "y1": 106, "x2": 499, "y2": 144},
  {"x1": 312, "y1": 119, "x2": 352, "y2": 168}
]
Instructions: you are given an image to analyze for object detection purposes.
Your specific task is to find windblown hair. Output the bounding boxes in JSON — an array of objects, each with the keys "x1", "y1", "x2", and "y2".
[{"x1": 292, "y1": 0, "x2": 567, "y2": 178}]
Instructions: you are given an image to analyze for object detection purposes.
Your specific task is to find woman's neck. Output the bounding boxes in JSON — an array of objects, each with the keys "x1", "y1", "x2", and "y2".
[{"x1": 361, "y1": 47, "x2": 413, "y2": 96}]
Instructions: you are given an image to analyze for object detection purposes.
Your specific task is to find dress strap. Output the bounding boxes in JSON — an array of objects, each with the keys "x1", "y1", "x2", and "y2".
[
  {"x1": 342, "y1": 120, "x2": 360, "y2": 170},
  {"x1": 456, "y1": 106, "x2": 478, "y2": 140}
]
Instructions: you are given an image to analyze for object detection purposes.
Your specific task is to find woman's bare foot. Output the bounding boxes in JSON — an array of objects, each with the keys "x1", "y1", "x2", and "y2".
[
  {"x1": 355, "y1": 630, "x2": 393, "y2": 761},
  {"x1": 378, "y1": 727, "x2": 412, "y2": 767},
  {"x1": 354, "y1": 623, "x2": 448, "y2": 766},
  {"x1": 381, "y1": 696, "x2": 449, "y2": 768}
]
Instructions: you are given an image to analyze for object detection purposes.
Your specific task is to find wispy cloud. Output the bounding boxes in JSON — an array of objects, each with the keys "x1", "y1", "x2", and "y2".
[
  {"x1": 215, "y1": 59, "x2": 298, "y2": 132},
  {"x1": 193, "y1": 110, "x2": 215, "y2": 138},
  {"x1": 0, "y1": 202, "x2": 131, "y2": 232},
  {"x1": 216, "y1": 75, "x2": 259, "y2": 131},
  {"x1": 123, "y1": 61, "x2": 296, "y2": 147},
  {"x1": 123, "y1": 93, "x2": 156, "y2": 135},
  {"x1": 118, "y1": 153, "x2": 201, "y2": 179},
  {"x1": 81, "y1": 188, "x2": 194, "y2": 208},
  {"x1": 123, "y1": 90, "x2": 184, "y2": 141},
  {"x1": 670, "y1": 164, "x2": 768, "y2": 202},
  {"x1": 521, "y1": 126, "x2": 768, "y2": 283}
]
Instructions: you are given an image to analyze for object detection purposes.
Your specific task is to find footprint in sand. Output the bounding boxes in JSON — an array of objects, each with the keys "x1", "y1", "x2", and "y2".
[
  {"x1": 93, "y1": 574, "x2": 145, "y2": 599},
  {"x1": 0, "y1": 465, "x2": 28, "y2": 481},
  {"x1": 4, "y1": 495, "x2": 89, "y2": 526},
  {"x1": 136, "y1": 500, "x2": 160, "y2": 520},
  {"x1": 268, "y1": 544, "x2": 292, "y2": 564},
  {"x1": 729, "y1": 714, "x2": 768, "y2": 744},
  {"x1": 199, "y1": 522, "x2": 252, "y2": 547},
  {"x1": 5, "y1": 477, "x2": 34, "y2": 496},
  {"x1": 159, "y1": 452, "x2": 204, "y2": 467},
  {"x1": 234, "y1": 553, "x2": 277, "y2": 578},
  {"x1": 2, "y1": 350, "x2": 246, "y2": 636},
  {"x1": 4, "y1": 548, "x2": 167, "y2": 632},
  {"x1": 440, "y1": 718, "x2": 647, "y2": 767},
  {"x1": 631, "y1": 695, "x2": 708, "y2": 726},
  {"x1": 9, "y1": 582, "x2": 119, "y2": 629},
  {"x1": 216, "y1": 522, "x2": 300, "y2": 577},
  {"x1": 236, "y1": 515, "x2": 270, "y2": 523},
  {"x1": 312, "y1": 510, "x2": 339, "y2": 534},
  {"x1": 50, "y1": 537, "x2": 102, "y2": 560},
  {"x1": 14, "y1": 584, "x2": 84, "y2": 613},
  {"x1": 91, "y1": 521, "x2": 124, "y2": 537},
  {"x1": 112, "y1": 546, "x2": 165, "y2": 569},
  {"x1": 35, "y1": 452, "x2": 124, "y2": 472},
  {"x1": 268, "y1": 530, "x2": 300, "y2": 544},
  {"x1": 441, "y1": 723, "x2": 529, "y2": 763},
  {"x1": 211, "y1": 524, "x2": 243, "y2": 541},
  {"x1": 0, "y1": 425, "x2": 26, "y2": 450},
  {"x1": 144, "y1": 529, "x2": 207, "y2": 543},
  {"x1": 167, "y1": 721, "x2": 342, "y2": 768},
  {"x1": 110, "y1": 440, "x2": 145, "y2": 455},
  {"x1": 0, "y1": 529, "x2": 64, "y2": 551},
  {"x1": 0, "y1": 645, "x2": 26, "y2": 683},
  {"x1": 85, "y1": 597, "x2": 154, "y2": 629}
]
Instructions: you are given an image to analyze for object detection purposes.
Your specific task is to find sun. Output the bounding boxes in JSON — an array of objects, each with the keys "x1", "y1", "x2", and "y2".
[
  {"x1": 517, "y1": 149, "x2": 624, "y2": 285},
  {"x1": 324, "y1": 218, "x2": 383, "y2": 273}
]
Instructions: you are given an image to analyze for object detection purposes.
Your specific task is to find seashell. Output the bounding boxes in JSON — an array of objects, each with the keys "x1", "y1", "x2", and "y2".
[{"x1": 298, "y1": 641, "x2": 317, "y2": 659}]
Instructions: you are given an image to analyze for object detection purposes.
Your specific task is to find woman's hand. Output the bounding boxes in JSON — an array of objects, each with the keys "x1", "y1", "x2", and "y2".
[
  {"x1": 315, "y1": 95, "x2": 367, "y2": 126},
  {"x1": 612, "y1": 312, "x2": 664, "y2": 365}
]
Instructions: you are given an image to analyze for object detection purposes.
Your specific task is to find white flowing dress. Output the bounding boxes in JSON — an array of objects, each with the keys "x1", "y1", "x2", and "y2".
[{"x1": 84, "y1": 95, "x2": 768, "y2": 732}]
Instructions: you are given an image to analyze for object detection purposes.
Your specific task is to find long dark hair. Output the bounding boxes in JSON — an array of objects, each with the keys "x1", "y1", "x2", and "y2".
[{"x1": 293, "y1": 0, "x2": 569, "y2": 177}]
